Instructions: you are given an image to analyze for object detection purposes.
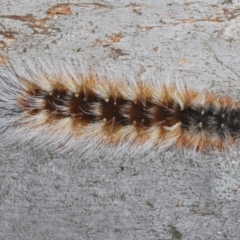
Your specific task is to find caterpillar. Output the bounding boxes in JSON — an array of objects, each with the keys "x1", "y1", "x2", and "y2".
[{"x1": 0, "y1": 60, "x2": 239, "y2": 155}]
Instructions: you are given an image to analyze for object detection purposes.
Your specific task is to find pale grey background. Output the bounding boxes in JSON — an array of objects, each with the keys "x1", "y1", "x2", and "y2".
[{"x1": 1, "y1": 0, "x2": 240, "y2": 239}]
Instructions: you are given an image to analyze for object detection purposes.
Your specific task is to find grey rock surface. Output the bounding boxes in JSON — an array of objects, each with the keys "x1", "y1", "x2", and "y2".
[{"x1": 1, "y1": 0, "x2": 240, "y2": 239}]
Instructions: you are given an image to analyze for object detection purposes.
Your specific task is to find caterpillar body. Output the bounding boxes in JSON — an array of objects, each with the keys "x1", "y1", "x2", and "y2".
[{"x1": 0, "y1": 61, "x2": 239, "y2": 155}]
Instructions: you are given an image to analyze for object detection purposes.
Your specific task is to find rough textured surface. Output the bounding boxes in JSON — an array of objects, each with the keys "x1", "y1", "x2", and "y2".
[{"x1": 1, "y1": 0, "x2": 240, "y2": 239}]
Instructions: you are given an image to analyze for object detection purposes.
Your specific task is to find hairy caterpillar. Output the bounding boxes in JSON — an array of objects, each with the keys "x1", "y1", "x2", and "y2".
[{"x1": 0, "y1": 60, "x2": 239, "y2": 155}]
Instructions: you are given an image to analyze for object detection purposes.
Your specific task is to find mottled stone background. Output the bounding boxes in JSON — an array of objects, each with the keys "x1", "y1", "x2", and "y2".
[{"x1": 1, "y1": 0, "x2": 240, "y2": 239}]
